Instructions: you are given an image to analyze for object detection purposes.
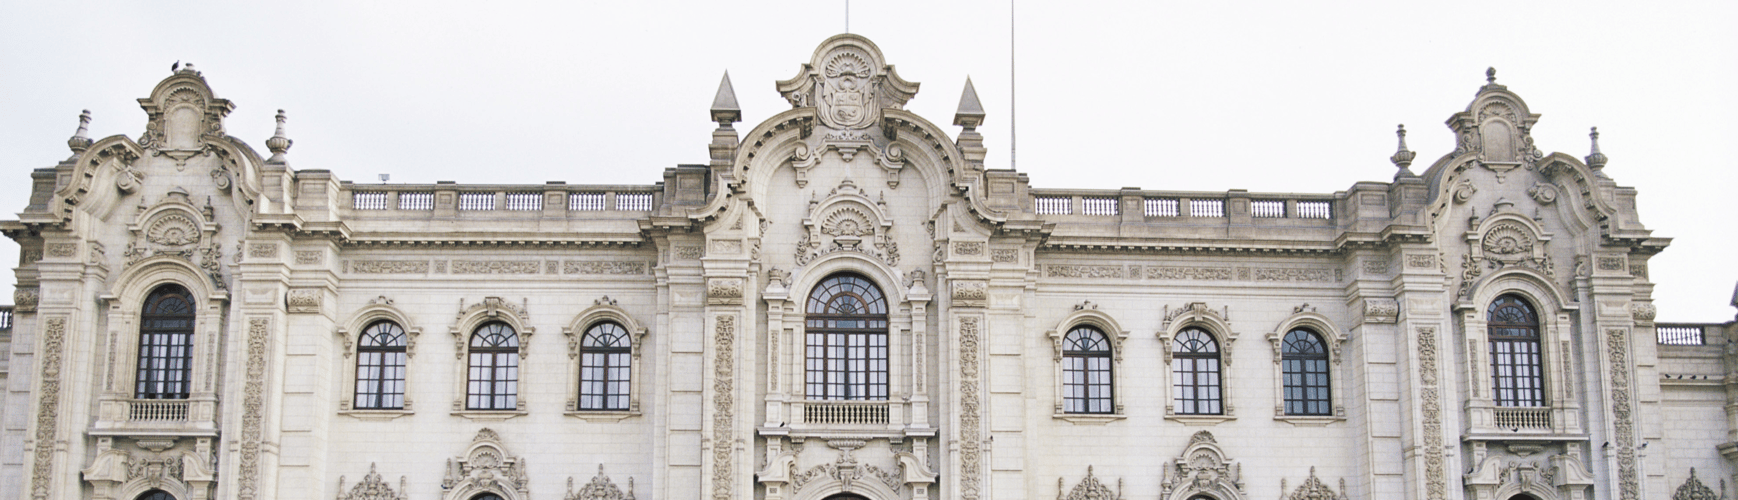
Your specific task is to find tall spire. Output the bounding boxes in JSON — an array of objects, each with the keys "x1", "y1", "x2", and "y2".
[
  {"x1": 953, "y1": 77, "x2": 985, "y2": 129},
  {"x1": 710, "y1": 71, "x2": 741, "y2": 126},
  {"x1": 1390, "y1": 124, "x2": 1417, "y2": 179},
  {"x1": 1584, "y1": 126, "x2": 1608, "y2": 175},
  {"x1": 67, "y1": 109, "x2": 92, "y2": 155},
  {"x1": 954, "y1": 77, "x2": 987, "y2": 170},
  {"x1": 265, "y1": 109, "x2": 292, "y2": 165}
]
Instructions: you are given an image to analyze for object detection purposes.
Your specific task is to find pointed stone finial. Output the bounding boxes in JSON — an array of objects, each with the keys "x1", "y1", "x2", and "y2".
[
  {"x1": 1486, "y1": 67, "x2": 1497, "y2": 85},
  {"x1": 1390, "y1": 124, "x2": 1417, "y2": 178},
  {"x1": 265, "y1": 109, "x2": 292, "y2": 164},
  {"x1": 67, "y1": 109, "x2": 93, "y2": 154},
  {"x1": 710, "y1": 71, "x2": 741, "y2": 126},
  {"x1": 953, "y1": 77, "x2": 986, "y2": 129},
  {"x1": 1584, "y1": 126, "x2": 1607, "y2": 171}
]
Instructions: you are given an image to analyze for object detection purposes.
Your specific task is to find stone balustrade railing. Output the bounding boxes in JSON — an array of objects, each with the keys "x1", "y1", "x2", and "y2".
[
  {"x1": 798, "y1": 400, "x2": 892, "y2": 425},
  {"x1": 340, "y1": 183, "x2": 663, "y2": 217},
  {"x1": 1028, "y1": 188, "x2": 1339, "y2": 221}
]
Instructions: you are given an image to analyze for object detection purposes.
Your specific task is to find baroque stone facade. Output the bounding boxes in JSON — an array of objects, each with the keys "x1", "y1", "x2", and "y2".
[{"x1": 0, "y1": 34, "x2": 1734, "y2": 500}]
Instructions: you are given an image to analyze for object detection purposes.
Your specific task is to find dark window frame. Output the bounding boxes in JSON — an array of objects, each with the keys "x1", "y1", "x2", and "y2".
[
  {"x1": 1172, "y1": 328, "x2": 1223, "y2": 415},
  {"x1": 578, "y1": 321, "x2": 633, "y2": 411},
  {"x1": 137, "y1": 284, "x2": 196, "y2": 400},
  {"x1": 804, "y1": 273, "x2": 889, "y2": 401},
  {"x1": 1281, "y1": 328, "x2": 1332, "y2": 416},
  {"x1": 1489, "y1": 294, "x2": 1545, "y2": 407},
  {"x1": 466, "y1": 321, "x2": 520, "y2": 410},
  {"x1": 1061, "y1": 326, "x2": 1115, "y2": 414},
  {"x1": 354, "y1": 320, "x2": 408, "y2": 410}
]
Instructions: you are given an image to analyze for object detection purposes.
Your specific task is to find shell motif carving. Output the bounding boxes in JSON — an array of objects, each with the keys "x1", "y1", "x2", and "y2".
[
  {"x1": 819, "y1": 50, "x2": 877, "y2": 129},
  {"x1": 1481, "y1": 223, "x2": 1533, "y2": 260},
  {"x1": 821, "y1": 207, "x2": 874, "y2": 237},
  {"x1": 147, "y1": 213, "x2": 202, "y2": 247}
]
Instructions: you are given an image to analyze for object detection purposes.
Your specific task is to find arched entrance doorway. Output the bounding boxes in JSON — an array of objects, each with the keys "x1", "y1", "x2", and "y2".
[{"x1": 823, "y1": 494, "x2": 870, "y2": 500}]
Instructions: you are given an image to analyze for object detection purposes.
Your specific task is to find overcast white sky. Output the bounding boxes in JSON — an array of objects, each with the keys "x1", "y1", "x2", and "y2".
[{"x1": 1, "y1": 1, "x2": 1733, "y2": 321}]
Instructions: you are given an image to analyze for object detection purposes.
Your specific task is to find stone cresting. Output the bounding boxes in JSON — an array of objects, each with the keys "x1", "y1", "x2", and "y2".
[
  {"x1": 568, "y1": 464, "x2": 636, "y2": 500},
  {"x1": 1608, "y1": 328, "x2": 1638, "y2": 500},
  {"x1": 711, "y1": 315, "x2": 737, "y2": 500},
  {"x1": 959, "y1": 316, "x2": 983, "y2": 499},
  {"x1": 1282, "y1": 467, "x2": 1350, "y2": 500},
  {"x1": 1058, "y1": 466, "x2": 1121, "y2": 500},
  {"x1": 337, "y1": 463, "x2": 409, "y2": 500},
  {"x1": 1671, "y1": 468, "x2": 1718, "y2": 500},
  {"x1": 239, "y1": 317, "x2": 271, "y2": 500},
  {"x1": 1417, "y1": 326, "x2": 1446, "y2": 500},
  {"x1": 29, "y1": 316, "x2": 67, "y2": 500}
]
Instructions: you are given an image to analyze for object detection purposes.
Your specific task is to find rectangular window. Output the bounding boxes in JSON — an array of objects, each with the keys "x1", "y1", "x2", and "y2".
[
  {"x1": 1491, "y1": 339, "x2": 1544, "y2": 406},
  {"x1": 355, "y1": 351, "x2": 406, "y2": 409},
  {"x1": 467, "y1": 351, "x2": 518, "y2": 410},
  {"x1": 804, "y1": 326, "x2": 888, "y2": 400}
]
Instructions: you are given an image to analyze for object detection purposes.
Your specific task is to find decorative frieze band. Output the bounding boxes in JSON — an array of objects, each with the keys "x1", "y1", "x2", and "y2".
[
  {"x1": 565, "y1": 261, "x2": 649, "y2": 275},
  {"x1": 452, "y1": 260, "x2": 541, "y2": 274},
  {"x1": 286, "y1": 288, "x2": 323, "y2": 314},
  {"x1": 1046, "y1": 264, "x2": 1339, "y2": 282},
  {"x1": 294, "y1": 250, "x2": 324, "y2": 265},
  {"x1": 347, "y1": 260, "x2": 429, "y2": 274}
]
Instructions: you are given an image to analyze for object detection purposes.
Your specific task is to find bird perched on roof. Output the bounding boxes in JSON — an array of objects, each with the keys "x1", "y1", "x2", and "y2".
[{"x1": 172, "y1": 61, "x2": 180, "y2": 72}]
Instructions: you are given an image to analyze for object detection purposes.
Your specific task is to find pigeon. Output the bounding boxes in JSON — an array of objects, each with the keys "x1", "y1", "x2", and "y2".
[{"x1": 172, "y1": 61, "x2": 180, "y2": 72}]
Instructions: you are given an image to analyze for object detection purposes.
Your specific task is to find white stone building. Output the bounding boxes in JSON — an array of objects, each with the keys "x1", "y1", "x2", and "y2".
[{"x1": 1, "y1": 34, "x2": 1734, "y2": 500}]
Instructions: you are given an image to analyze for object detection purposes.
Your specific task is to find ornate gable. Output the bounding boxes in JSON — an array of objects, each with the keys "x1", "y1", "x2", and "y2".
[
  {"x1": 567, "y1": 465, "x2": 634, "y2": 500},
  {"x1": 1059, "y1": 466, "x2": 1122, "y2": 500},
  {"x1": 1160, "y1": 431, "x2": 1245, "y2": 500},
  {"x1": 795, "y1": 178, "x2": 899, "y2": 266},
  {"x1": 442, "y1": 429, "x2": 529, "y2": 500}
]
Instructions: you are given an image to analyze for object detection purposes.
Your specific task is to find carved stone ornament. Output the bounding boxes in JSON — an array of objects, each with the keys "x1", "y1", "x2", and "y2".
[
  {"x1": 778, "y1": 34, "x2": 917, "y2": 130},
  {"x1": 13, "y1": 288, "x2": 38, "y2": 313},
  {"x1": 1672, "y1": 468, "x2": 1720, "y2": 500},
  {"x1": 795, "y1": 179, "x2": 899, "y2": 266},
  {"x1": 1631, "y1": 303, "x2": 1657, "y2": 322},
  {"x1": 952, "y1": 280, "x2": 988, "y2": 307},
  {"x1": 1059, "y1": 466, "x2": 1122, "y2": 500},
  {"x1": 789, "y1": 441, "x2": 901, "y2": 495},
  {"x1": 707, "y1": 278, "x2": 744, "y2": 305},
  {"x1": 287, "y1": 288, "x2": 323, "y2": 314},
  {"x1": 31, "y1": 318, "x2": 67, "y2": 499},
  {"x1": 1460, "y1": 212, "x2": 1556, "y2": 299},
  {"x1": 148, "y1": 213, "x2": 202, "y2": 247},
  {"x1": 567, "y1": 465, "x2": 634, "y2": 500},
  {"x1": 337, "y1": 463, "x2": 409, "y2": 500},
  {"x1": 1280, "y1": 467, "x2": 1348, "y2": 500},
  {"x1": 710, "y1": 315, "x2": 737, "y2": 500},
  {"x1": 1452, "y1": 179, "x2": 1478, "y2": 204},
  {"x1": 1160, "y1": 431, "x2": 1245, "y2": 500},
  {"x1": 452, "y1": 297, "x2": 532, "y2": 359},
  {"x1": 1527, "y1": 182, "x2": 1559, "y2": 205},
  {"x1": 81, "y1": 436, "x2": 218, "y2": 500},
  {"x1": 1463, "y1": 452, "x2": 1595, "y2": 500},
  {"x1": 1363, "y1": 299, "x2": 1399, "y2": 324},
  {"x1": 958, "y1": 316, "x2": 984, "y2": 499},
  {"x1": 1161, "y1": 302, "x2": 1236, "y2": 365},
  {"x1": 442, "y1": 429, "x2": 529, "y2": 500}
]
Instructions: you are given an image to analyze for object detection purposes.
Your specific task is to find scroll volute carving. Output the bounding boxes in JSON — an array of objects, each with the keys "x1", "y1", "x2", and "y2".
[
  {"x1": 1160, "y1": 431, "x2": 1245, "y2": 500},
  {"x1": 1464, "y1": 204, "x2": 1556, "y2": 278}
]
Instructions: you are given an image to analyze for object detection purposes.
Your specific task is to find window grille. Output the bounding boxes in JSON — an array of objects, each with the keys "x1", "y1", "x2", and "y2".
[
  {"x1": 1145, "y1": 198, "x2": 1180, "y2": 217},
  {"x1": 616, "y1": 193, "x2": 653, "y2": 211},
  {"x1": 1190, "y1": 199, "x2": 1225, "y2": 217},
  {"x1": 1082, "y1": 197, "x2": 1119, "y2": 216},
  {"x1": 1489, "y1": 295, "x2": 1544, "y2": 407},
  {"x1": 1657, "y1": 326, "x2": 1706, "y2": 345},
  {"x1": 1281, "y1": 329, "x2": 1331, "y2": 415},
  {"x1": 1172, "y1": 328, "x2": 1222, "y2": 415},
  {"x1": 353, "y1": 192, "x2": 388, "y2": 210},
  {"x1": 398, "y1": 192, "x2": 434, "y2": 210},
  {"x1": 1062, "y1": 327, "x2": 1114, "y2": 414},
  {"x1": 467, "y1": 322, "x2": 519, "y2": 410},
  {"x1": 570, "y1": 192, "x2": 606, "y2": 211},
  {"x1": 458, "y1": 193, "x2": 495, "y2": 211},
  {"x1": 1251, "y1": 200, "x2": 1286, "y2": 218},
  {"x1": 1296, "y1": 200, "x2": 1332, "y2": 219},
  {"x1": 354, "y1": 321, "x2": 407, "y2": 410},
  {"x1": 805, "y1": 274, "x2": 889, "y2": 401},
  {"x1": 503, "y1": 192, "x2": 542, "y2": 211},
  {"x1": 579, "y1": 322, "x2": 633, "y2": 411},
  {"x1": 1035, "y1": 196, "x2": 1072, "y2": 215},
  {"x1": 137, "y1": 284, "x2": 195, "y2": 400}
]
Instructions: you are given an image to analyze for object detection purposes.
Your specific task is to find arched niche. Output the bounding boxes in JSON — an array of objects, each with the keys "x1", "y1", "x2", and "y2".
[
  {"x1": 1265, "y1": 305, "x2": 1348, "y2": 422},
  {"x1": 561, "y1": 296, "x2": 649, "y2": 417},
  {"x1": 335, "y1": 295, "x2": 421, "y2": 414}
]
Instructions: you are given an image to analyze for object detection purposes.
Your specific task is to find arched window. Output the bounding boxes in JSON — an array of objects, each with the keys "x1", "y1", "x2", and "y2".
[
  {"x1": 137, "y1": 491, "x2": 175, "y2": 500},
  {"x1": 467, "y1": 322, "x2": 520, "y2": 410},
  {"x1": 354, "y1": 320, "x2": 407, "y2": 410},
  {"x1": 1489, "y1": 294, "x2": 1544, "y2": 407},
  {"x1": 1062, "y1": 326, "x2": 1113, "y2": 414},
  {"x1": 805, "y1": 273, "x2": 888, "y2": 401},
  {"x1": 579, "y1": 321, "x2": 632, "y2": 411},
  {"x1": 1281, "y1": 328, "x2": 1331, "y2": 416},
  {"x1": 1172, "y1": 328, "x2": 1222, "y2": 415},
  {"x1": 138, "y1": 284, "x2": 195, "y2": 399}
]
